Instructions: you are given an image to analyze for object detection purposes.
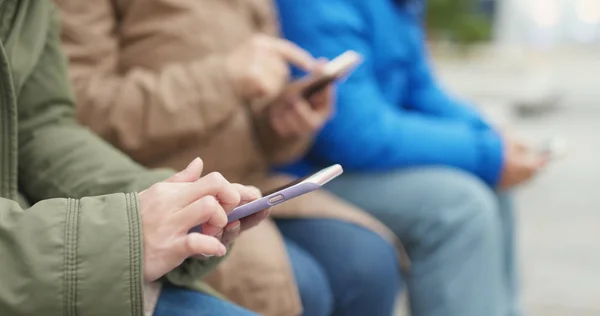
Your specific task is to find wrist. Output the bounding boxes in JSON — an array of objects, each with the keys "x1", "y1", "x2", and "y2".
[{"x1": 476, "y1": 129, "x2": 505, "y2": 187}]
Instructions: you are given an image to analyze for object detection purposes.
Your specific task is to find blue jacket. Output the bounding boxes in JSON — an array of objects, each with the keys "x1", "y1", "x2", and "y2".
[{"x1": 276, "y1": 0, "x2": 504, "y2": 186}]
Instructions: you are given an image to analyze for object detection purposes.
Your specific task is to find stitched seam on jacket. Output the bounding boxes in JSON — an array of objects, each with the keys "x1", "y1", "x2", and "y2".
[
  {"x1": 126, "y1": 193, "x2": 143, "y2": 315},
  {"x1": 62, "y1": 199, "x2": 68, "y2": 316},
  {"x1": 63, "y1": 198, "x2": 78, "y2": 316},
  {"x1": 0, "y1": 0, "x2": 16, "y2": 42},
  {"x1": 74, "y1": 199, "x2": 81, "y2": 315},
  {"x1": 0, "y1": 42, "x2": 9, "y2": 198},
  {"x1": 0, "y1": 32, "x2": 17, "y2": 199}
]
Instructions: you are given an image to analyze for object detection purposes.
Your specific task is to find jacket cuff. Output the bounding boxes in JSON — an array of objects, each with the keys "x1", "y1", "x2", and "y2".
[
  {"x1": 165, "y1": 250, "x2": 229, "y2": 286},
  {"x1": 476, "y1": 129, "x2": 504, "y2": 186},
  {"x1": 74, "y1": 193, "x2": 144, "y2": 316}
]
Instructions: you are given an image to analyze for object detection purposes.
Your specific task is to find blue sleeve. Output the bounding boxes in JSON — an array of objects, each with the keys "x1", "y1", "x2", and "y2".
[
  {"x1": 276, "y1": 0, "x2": 504, "y2": 186},
  {"x1": 403, "y1": 17, "x2": 490, "y2": 129}
]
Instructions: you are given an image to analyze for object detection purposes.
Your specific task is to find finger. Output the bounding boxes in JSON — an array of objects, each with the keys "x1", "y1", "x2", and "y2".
[
  {"x1": 507, "y1": 135, "x2": 528, "y2": 153},
  {"x1": 266, "y1": 54, "x2": 291, "y2": 85},
  {"x1": 188, "y1": 172, "x2": 241, "y2": 212},
  {"x1": 270, "y1": 110, "x2": 289, "y2": 136},
  {"x1": 240, "y1": 208, "x2": 270, "y2": 232},
  {"x1": 528, "y1": 154, "x2": 548, "y2": 170},
  {"x1": 310, "y1": 58, "x2": 329, "y2": 76},
  {"x1": 245, "y1": 186, "x2": 263, "y2": 199},
  {"x1": 516, "y1": 142, "x2": 528, "y2": 153},
  {"x1": 247, "y1": 53, "x2": 283, "y2": 100},
  {"x1": 175, "y1": 195, "x2": 228, "y2": 235},
  {"x1": 232, "y1": 184, "x2": 262, "y2": 205},
  {"x1": 164, "y1": 157, "x2": 204, "y2": 183},
  {"x1": 272, "y1": 110, "x2": 295, "y2": 137},
  {"x1": 292, "y1": 99, "x2": 324, "y2": 131},
  {"x1": 280, "y1": 109, "x2": 304, "y2": 136},
  {"x1": 273, "y1": 105, "x2": 297, "y2": 137},
  {"x1": 272, "y1": 38, "x2": 316, "y2": 71},
  {"x1": 176, "y1": 233, "x2": 227, "y2": 258},
  {"x1": 316, "y1": 57, "x2": 329, "y2": 65},
  {"x1": 309, "y1": 84, "x2": 335, "y2": 114},
  {"x1": 284, "y1": 99, "x2": 322, "y2": 133},
  {"x1": 308, "y1": 85, "x2": 328, "y2": 105},
  {"x1": 220, "y1": 221, "x2": 241, "y2": 246},
  {"x1": 259, "y1": 55, "x2": 289, "y2": 98},
  {"x1": 246, "y1": 65, "x2": 268, "y2": 99}
]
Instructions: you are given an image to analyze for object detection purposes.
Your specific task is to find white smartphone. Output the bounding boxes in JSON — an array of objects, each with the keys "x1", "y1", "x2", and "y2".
[
  {"x1": 299, "y1": 50, "x2": 363, "y2": 99},
  {"x1": 537, "y1": 137, "x2": 568, "y2": 161},
  {"x1": 226, "y1": 164, "x2": 343, "y2": 222}
]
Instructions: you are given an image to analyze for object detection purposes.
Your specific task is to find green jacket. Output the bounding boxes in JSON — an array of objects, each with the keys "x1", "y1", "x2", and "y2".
[{"x1": 0, "y1": 1, "x2": 222, "y2": 315}]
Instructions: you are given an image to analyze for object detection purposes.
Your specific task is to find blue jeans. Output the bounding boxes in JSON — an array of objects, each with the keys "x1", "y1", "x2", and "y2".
[
  {"x1": 276, "y1": 219, "x2": 401, "y2": 316},
  {"x1": 154, "y1": 284, "x2": 259, "y2": 316},
  {"x1": 325, "y1": 167, "x2": 519, "y2": 316}
]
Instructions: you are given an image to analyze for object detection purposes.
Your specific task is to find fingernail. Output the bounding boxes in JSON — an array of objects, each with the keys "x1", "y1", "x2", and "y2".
[
  {"x1": 218, "y1": 244, "x2": 227, "y2": 256},
  {"x1": 200, "y1": 253, "x2": 214, "y2": 258},
  {"x1": 187, "y1": 157, "x2": 199, "y2": 167},
  {"x1": 226, "y1": 222, "x2": 241, "y2": 232}
]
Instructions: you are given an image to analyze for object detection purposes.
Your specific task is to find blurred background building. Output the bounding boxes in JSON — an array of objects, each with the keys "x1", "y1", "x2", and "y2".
[{"x1": 497, "y1": 0, "x2": 600, "y2": 46}]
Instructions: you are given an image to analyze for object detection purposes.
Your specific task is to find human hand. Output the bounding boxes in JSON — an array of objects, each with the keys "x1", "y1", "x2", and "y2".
[
  {"x1": 218, "y1": 185, "x2": 271, "y2": 246},
  {"x1": 225, "y1": 34, "x2": 317, "y2": 101},
  {"x1": 268, "y1": 61, "x2": 335, "y2": 137},
  {"x1": 139, "y1": 158, "x2": 243, "y2": 282},
  {"x1": 499, "y1": 134, "x2": 547, "y2": 189},
  {"x1": 161, "y1": 159, "x2": 271, "y2": 258}
]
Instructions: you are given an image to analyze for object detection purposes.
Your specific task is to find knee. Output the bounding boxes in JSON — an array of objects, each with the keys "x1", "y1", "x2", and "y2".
[
  {"x1": 422, "y1": 169, "x2": 500, "y2": 241},
  {"x1": 433, "y1": 169, "x2": 497, "y2": 211},
  {"x1": 340, "y1": 227, "x2": 401, "y2": 299},
  {"x1": 295, "y1": 264, "x2": 334, "y2": 316},
  {"x1": 287, "y1": 242, "x2": 334, "y2": 316}
]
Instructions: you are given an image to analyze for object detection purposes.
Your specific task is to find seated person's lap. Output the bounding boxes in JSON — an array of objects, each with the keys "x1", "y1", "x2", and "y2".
[
  {"x1": 322, "y1": 167, "x2": 518, "y2": 316},
  {"x1": 276, "y1": 219, "x2": 400, "y2": 316},
  {"x1": 154, "y1": 284, "x2": 259, "y2": 316},
  {"x1": 323, "y1": 167, "x2": 508, "y2": 245}
]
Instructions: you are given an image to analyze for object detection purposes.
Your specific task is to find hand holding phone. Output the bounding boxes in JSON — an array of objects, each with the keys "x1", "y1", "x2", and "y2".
[
  {"x1": 226, "y1": 35, "x2": 317, "y2": 101},
  {"x1": 264, "y1": 51, "x2": 362, "y2": 137},
  {"x1": 500, "y1": 135, "x2": 546, "y2": 189},
  {"x1": 296, "y1": 50, "x2": 363, "y2": 99}
]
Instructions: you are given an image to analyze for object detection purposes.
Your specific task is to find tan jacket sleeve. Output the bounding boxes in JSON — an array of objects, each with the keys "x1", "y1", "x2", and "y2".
[
  {"x1": 55, "y1": 0, "x2": 243, "y2": 159},
  {"x1": 247, "y1": 0, "x2": 314, "y2": 165}
]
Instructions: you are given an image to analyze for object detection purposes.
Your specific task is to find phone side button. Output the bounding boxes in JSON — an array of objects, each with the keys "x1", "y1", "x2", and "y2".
[{"x1": 268, "y1": 194, "x2": 285, "y2": 205}]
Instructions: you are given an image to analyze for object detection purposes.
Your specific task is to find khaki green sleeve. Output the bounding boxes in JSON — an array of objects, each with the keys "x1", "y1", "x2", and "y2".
[
  {"x1": 15, "y1": 2, "x2": 225, "y2": 302},
  {"x1": 16, "y1": 4, "x2": 173, "y2": 200},
  {"x1": 0, "y1": 194, "x2": 145, "y2": 316}
]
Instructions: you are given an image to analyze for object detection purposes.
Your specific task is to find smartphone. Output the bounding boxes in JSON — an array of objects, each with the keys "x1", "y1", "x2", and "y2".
[
  {"x1": 299, "y1": 50, "x2": 363, "y2": 99},
  {"x1": 537, "y1": 137, "x2": 567, "y2": 161},
  {"x1": 226, "y1": 164, "x2": 344, "y2": 223}
]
